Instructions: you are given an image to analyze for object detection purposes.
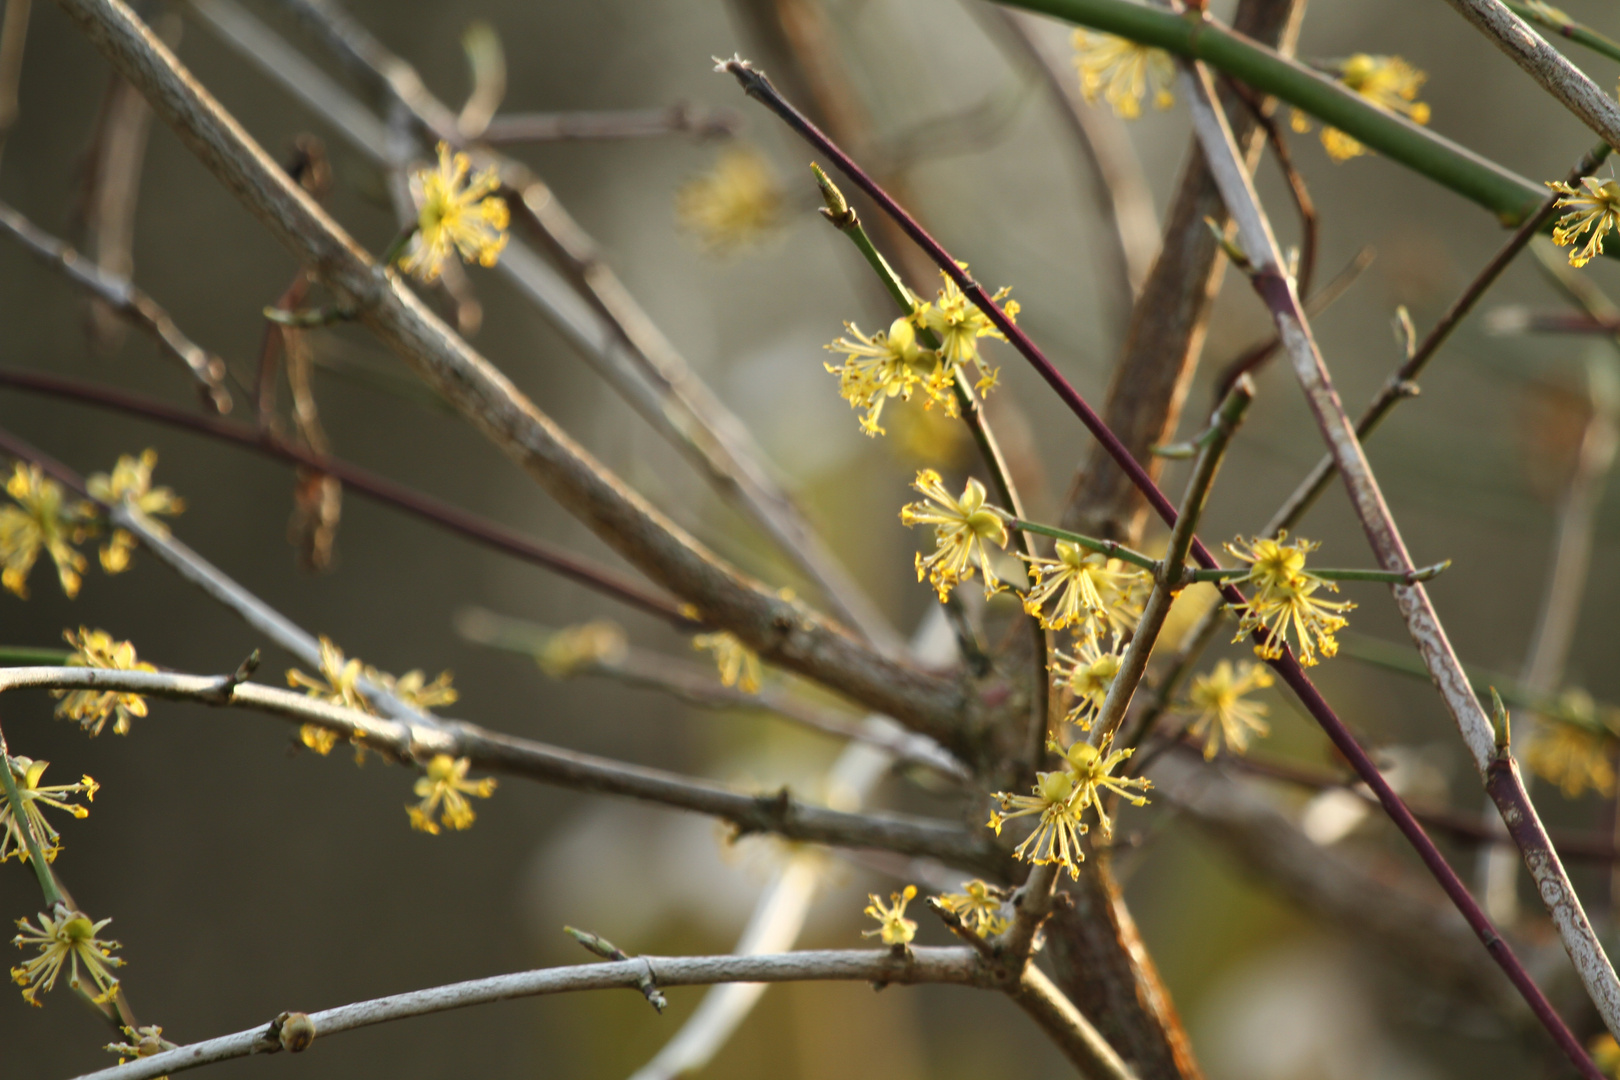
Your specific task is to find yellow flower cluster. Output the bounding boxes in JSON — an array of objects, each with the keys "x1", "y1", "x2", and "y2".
[
  {"x1": 54, "y1": 628, "x2": 157, "y2": 737},
  {"x1": 1072, "y1": 29, "x2": 1175, "y2": 119},
  {"x1": 10, "y1": 904, "x2": 123, "y2": 1006},
  {"x1": 399, "y1": 143, "x2": 510, "y2": 282},
  {"x1": 989, "y1": 740, "x2": 1149, "y2": 878},
  {"x1": 1547, "y1": 177, "x2": 1620, "y2": 268},
  {"x1": 862, "y1": 884, "x2": 918, "y2": 947},
  {"x1": 693, "y1": 631, "x2": 763, "y2": 694},
  {"x1": 825, "y1": 272, "x2": 1014, "y2": 437},
  {"x1": 1225, "y1": 533, "x2": 1354, "y2": 666},
  {"x1": 0, "y1": 453, "x2": 183, "y2": 601},
  {"x1": 936, "y1": 879, "x2": 1010, "y2": 938},
  {"x1": 899, "y1": 470, "x2": 1010, "y2": 602},
  {"x1": 1181, "y1": 659, "x2": 1274, "y2": 760},
  {"x1": 0, "y1": 758, "x2": 97, "y2": 864},
  {"x1": 1525, "y1": 688, "x2": 1620, "y2": 797},
  {"x1": 1293, "y1": 54, "x2": 1431, "y2": 162},
  {"x1": 407, "y1": 754, "x2": 497, "y2": 835},
  {"x1": 287, "y1": 635, "x2": 458, "y2": 754}
]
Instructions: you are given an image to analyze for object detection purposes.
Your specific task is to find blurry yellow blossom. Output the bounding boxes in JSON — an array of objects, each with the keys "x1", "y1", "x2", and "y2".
[
  {"x1": 1057, "y1": 633, "x2": 1125, "y2": 729},
  {"x1": 1181, "y1": 659, "x2": 1274, "y2": 759},
  {"x1": 399, "y1": 143, "x2": 509, "y2": 282},
  {"x1": 54, "y1": 628, "x2": 156, "y2": 737},
  {"x1": 989, "y1": 770, "x2": 1089, "y2": 878},
  {"x1": 0, "y1": 757, "x2": 97, "y2": 863},
  {"x1": 1526, "y1": 689, "x2": 1616, "y2": 797},
  {"x1": 1225, "y1": 534, "x2": 1353, "y2": 666},
  {"x1": 86, "y1": 450, "x2": 184, "y2": 574},
  {"x1": 10, "y1": 905, "x2": 123, "y2": 1006},
  {"x1": 288, "y1": 636, "x2": 370, "y2": 713},
  {"x1": 693, "y1": 631, "x2": 762, "y2": 694},
  {"x1": 1072, "y1": 29, "x2": 1174, "y2": 119},
  {"x1": 1591, "y1": 1032, "x2": 1620, "y2": 1078},
  {"x1": 366, "y1": 665, "x2": 457, "y2": 712},
  {"x1": 1548, "y1": 177, "x2": 1620, "y2": 268},
  {"x1": 676, "y1": 147, "x2": 783, "y2": 254},
  {"x1": 407, "y1": 754, "x2": 496, "y2": 834},
  {"x1": 937, "y1": 879, "x2": 1009, "y2": 937},
  {"x1": 1021, "y1": 541, "x2": 1147, "y2": 635},
  {"x1": 1061, "y1": 739, "x2": 1150, "y2": 840},
  {"x1": 899, "y1": 470, "x2": 1010, "y2": 601},
  {"x1": 0, "y1": 463, "x2": 90, "y2": 599},
  {"x1": 1294, "y1": 54, "x2": 1430, "y2": 162},
  {"x1": 824, "y1": 318, "x2": 928, "y2": 436},
  {"x1": 536, "y1": 620, "x2": 628, "y2": 678},
  {"x1": 862, "y1": 884, "x2": 918, "y2": 947}
]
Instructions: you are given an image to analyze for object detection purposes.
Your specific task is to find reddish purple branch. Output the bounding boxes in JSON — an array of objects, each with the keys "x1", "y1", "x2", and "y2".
[
  {"x1": 0, "y1": 367, "x2": 696, "y2": 629},
  {"x1": 720, "y1": 57, "x2": 1599, "y2": 1072}
]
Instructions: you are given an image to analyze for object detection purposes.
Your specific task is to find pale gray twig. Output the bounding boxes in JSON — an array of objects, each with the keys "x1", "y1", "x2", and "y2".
[
  {"x1": 0, "y1": 198, "x2": 231, "y2": 410},
  {"x1": 0, "y1": 665, "x2": 1003, "y2": 871}
]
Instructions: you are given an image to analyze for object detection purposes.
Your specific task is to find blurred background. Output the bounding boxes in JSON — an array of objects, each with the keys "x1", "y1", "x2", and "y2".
[{"x1": 3, "y1": 0, "x2": 1620, "y2": 1078}]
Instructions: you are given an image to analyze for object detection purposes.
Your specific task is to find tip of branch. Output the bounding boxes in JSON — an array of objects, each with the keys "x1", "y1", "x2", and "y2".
[
  {"x1": 1407, "y1": 559, "x2": 1451, "y2": 583},
  {"x1": 1490, "y1": 687, "x2": 1512, "y2": 754}
]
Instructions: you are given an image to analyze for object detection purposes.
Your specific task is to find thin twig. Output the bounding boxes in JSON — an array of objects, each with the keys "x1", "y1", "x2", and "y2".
[
  {"x1": 64, "y1": 948, "x2": 992, "y2": 1080},
  {"x1": 0, "y1": 666, "x2": 1004, "y2": 872},
  {"x1": 1183, "y1": 58, "x2": 1613, "y2": 1070},
  {"x1": 0, "y1": 199, "x2": 231, "y2": 410},
  {"x1": 480, "y1": 104, "x2": 741, "y2": 144},
  {"x1": 0, "y1": 718, "x2": 67, "y2": 906}
]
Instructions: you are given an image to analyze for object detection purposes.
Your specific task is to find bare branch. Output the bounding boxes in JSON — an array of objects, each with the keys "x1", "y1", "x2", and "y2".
[
  {"x1": 0, "y1": 199, "x2": 231, "y2": 410},
  {"x1": 481, "y1": 104, "x2": 741, "y2": 144},
  {"x1": 0, "y1": 665, "x2": 1002, "y2": 871}
]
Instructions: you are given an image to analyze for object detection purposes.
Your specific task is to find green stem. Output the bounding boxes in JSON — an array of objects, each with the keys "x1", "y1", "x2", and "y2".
[
  {"x1": 1184, "y1": 560, "x2": 1451, "y2": 584},
  {"x1": 0, "y1": 726, "x2": 67, "y2": 908},
  {"x1": 0, "y1": 646, "x2": 71, "y2": 665},
  {"x1": 1005, "y1": 518, "x2": 1158, "y2": 571},
  {"x1": 1507, "y1": 2, "x2": 1620, "y2": 67},
  {"x1": 998, "y1": 0, "x2": 1546, "y2": 224},
  {"x1": 1339, "y1": 632, "x2": 1616, "y2": 737}
]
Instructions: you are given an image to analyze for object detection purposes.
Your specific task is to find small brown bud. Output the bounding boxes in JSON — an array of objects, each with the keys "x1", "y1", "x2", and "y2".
[{"x1": 278, "y1": 1011, "x2": 316, "y2": 1053}]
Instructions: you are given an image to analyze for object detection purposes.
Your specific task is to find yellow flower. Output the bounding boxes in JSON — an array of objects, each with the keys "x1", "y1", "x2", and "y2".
[
  {"x1": 86, "y1": 450, "x2": 184, "y2": 574},
  {"x1": 693, "y1": 631, "x2": 762, "y2": 694},
  {"x1": 1181, "y1": 659, "x2": 1274, "y2": 759},
  {"x1": 1224, "y1": 534, "x2": 1354, "y2": 666},
  {"x1": 1062, "y1": 739, "x2": 1150, "y2": 840},
  {"x1": 1021, "y1": 541, "x2": 1147, "y2": 634},
  {"x1": 936, "y1": 879, "x2": 1009, "y2": 937},
  {"x1": 0, "y1": 462, "x2": 91, "y2": 599},
  {"x1": 988, "y1": 770, "x2": 1089, "y2": 879},
  {"x1": 675, "y1": 147, "x2": 783, "y2": 254},
  {"x1": 861, "y1": 884, "x2": 918, "y2": 947},
  {"x1": 1056, "y1": 633, "x2": 1125, "y2": 729},
  {"x1": 10, "y1": 905, "x2": 123, "y2": 1006},
  {"x1": 1590, "y1": 1032, "x2": 1620, "y2": 1078},
  {"x1": 407, "y1": 754, "x2": 496, "y2": 834},
  {"x1": 535, "y1": 620, "x2": 628, "y2": 678},
  {"x1": 1548, "y1": 177, "x2": 1620, "y2": 268},
  {"x1": 0, "y1": 758, "x2": 97, "y2": 863},
  {"x1": 899, "y1": 469, "x2": 1010, "y2": 602},
  {"x1": 915, "y1": 272, "x2": 1016, "y2": 375},
  {"x1": 54, "y1": 628, "x2": 156, "y2": 736},
  {"x1": 1298, "y1": 54, "x2": 1430, "y2": 162},
  {"x1": 106, "y1": 1024, "x2": 176, "y2": 1064},
  {"x1": 398, "y1": 143, "x2": 510, "y2": 282},
  {"x1": 824, "y1": 318, "x2": 929, "y2": 436},
  {"x1": 1072, "y1": 29, "x2": 1175, "y2": 119},
  {"x1": 365, "y1": 665, "x2": 458, "y2": 712}
]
